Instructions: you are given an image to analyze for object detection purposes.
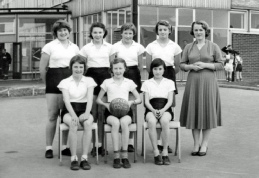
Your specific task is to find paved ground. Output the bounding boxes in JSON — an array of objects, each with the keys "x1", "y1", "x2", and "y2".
[{"x1": 0, "y1": 86, "x2": 259, "y2": 178}]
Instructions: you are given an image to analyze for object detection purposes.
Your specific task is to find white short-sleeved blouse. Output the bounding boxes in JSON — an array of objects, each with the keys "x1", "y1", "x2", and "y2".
[
  {"x1": 41, "y1": 39, "x2": 79, "y2": 68},
  {"x1": 146, "y1": 40, "x2": 182, "y2": 67},
  {"x1": 141, "y1": 78, "x2": 175, "y2": 99},
  {"x1": 57, "y1": 76, "x2": 97, "y2": 103},
  {"x1": 79, "y1": 41, "x2": 114, "y2": 68},
  {"x1": 101, "y1": 78, "x2": 137, "y2": 102},
  {"x1": 112, "y1": 40, "x2": 145, "y2": 67}
]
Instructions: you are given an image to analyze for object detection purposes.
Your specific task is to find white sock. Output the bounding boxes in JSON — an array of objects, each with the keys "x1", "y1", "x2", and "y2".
[
  {"x1": 46, "y1": 146, "x2": 52, "y2": 150},
  {"x1": 71, "y1": 155, "x2": 78, "y2": 161},
  {"x1": 157, "y1": 140, "x2": 162, "y2": 146},
  {"x1": 81, "y1": 155, "x2": 88, "y2": 161},
  {"x1": 128, "y1": 138, "x2": 134, "y2": 145},
  {"x1": 98, "y1": 143, "x2": 102, "y2": 147}
]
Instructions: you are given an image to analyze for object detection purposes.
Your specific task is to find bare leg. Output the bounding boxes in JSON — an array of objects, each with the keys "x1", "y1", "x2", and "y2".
[
  {"x1": 192, "y1": 129, "x2": 201, "y2": 152},
  {"x1": 160, "y1": 113, "x2": 171, "y2": 156},
  {"x1": 107, "y1": 116, "x2": 120, "y2": 151},
  {"x1": 146, "y1": 113, "x2": 159, "y2": 156},
  {"x1": 80, "y1": 115, "x2": 94, "y2": 156},
  {"x1": 120, "y1": 116, "x2": 132, "y2": 150},
  {"x1": 200, "y1": 129, "x2": 211, "y2": 152}
]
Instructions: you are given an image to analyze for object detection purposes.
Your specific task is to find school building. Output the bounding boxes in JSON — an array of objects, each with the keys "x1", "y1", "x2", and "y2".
[{"x1": 0, "y1": 0, "x2": 259, "y2": 81}]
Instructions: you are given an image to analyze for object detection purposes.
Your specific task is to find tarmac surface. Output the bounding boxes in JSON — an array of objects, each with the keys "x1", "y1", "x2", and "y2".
[{"x1": 1, "y1": 81, "x2": 259, "y2": 178}]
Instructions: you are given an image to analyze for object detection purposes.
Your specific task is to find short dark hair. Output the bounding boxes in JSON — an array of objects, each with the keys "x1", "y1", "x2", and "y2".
[
  {"x1": 69, "y1": 55, "x2": 87, "y2": 74},
  {"x1": 110, "y1": 58, "x2": 128, "y2": 74},
  {"x1": 120, "y1": 23, "x2": 137, "y2": 35},
  {"x1": 190, "y1": 20, "x2": 210, "y2": 38},
  {"x1": 89, "y1": 22, "x2": 108, "y2": 39},
  {"x1": 52, "y1": 20, "x2": 72, "y2": 38},
  {"x1": 155, "y1": 20, "x2": 173, "y2": 36},
  {"x1": 150, "y1": 58, "x2": 166, "y2": 74}
]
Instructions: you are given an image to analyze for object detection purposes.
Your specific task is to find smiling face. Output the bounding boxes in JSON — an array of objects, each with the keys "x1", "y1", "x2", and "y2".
[
  {"x1": 112, "y1": 62, "x2": 126, "y2": 79},
  {"x1": 57, "y1": 28, "x2": 69, "y2": 41},
  {"x1": 72, "y1": 62, "x2": 84, "y2": 77},
  {"x1": 157, "y1": 25, "x2": 170, "y2": 40},
  {"x1": 193, "y1": 24, "x2": 206, "y2": 41},
  {"x1": 152, "y1": 65, "x2": 165, "y2": 79},
  {"x1": 92, "y1": 27, "x2": 104, "y2": 43},
  {"x1": 121, "y1": 29, "x2": 134, "y2": 44}
]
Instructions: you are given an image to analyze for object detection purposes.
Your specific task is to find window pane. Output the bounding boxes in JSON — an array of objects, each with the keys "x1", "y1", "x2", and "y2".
[
  {"x1": 93, "y1": 14, "x2": 98, "y2": 23},
  {"x1": 0, "y1": 16, "x2": 15, "y2": 33},
  {"x1": 213, "y1": 10, "x2": 228, "y2": 28},
  {"x1": 106, "y1": 12, "x2": 112, "y2": 43},
  {"x1": 158, "y1": 7, "x2": 176, "y2": 26},
  {"x1": 119, "y1": 10, "x2": 125, "y2": 26},
  {"x1": 213, "y1": 29, "x2": 228, "y2": 49},
  {"x1": 169, "y1": 27, "x2": 175, "y2": 42},
  {"x1": 126, "y1": 10, "x2": 131, "y2": 23},
  {"x1": 196, "y1": 9, "x2": 212, "y2": 27},
  {"x1": 139, "y1": 6, "x2": 157, "y2": 25},
  {"x1": 178, "y1": 27, "x2": 193, "y2": 49},
  {"x1": 140, "y1": 27, "x2": 156, "y2": 47},
  {"x1": 178, "y1": 9, "x2": 193, "y2": 26},
  {"x1": 251, "y1": 13, "x2": 259, "y2": 28},
  {"x1": 230, "y1": 13, "x2": 244, "y2": 28}
]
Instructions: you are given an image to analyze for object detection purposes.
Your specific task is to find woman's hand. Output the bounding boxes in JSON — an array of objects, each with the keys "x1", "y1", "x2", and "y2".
[
  {"x1": 128, "y1": 100, "x2": 134, "y2": 107},
  {"x1": 104, "y1": 103, "x2": 110, "y2": 111},
  {"x1": 81, "y1": 112, "x2": 90, "y2": 122},
  {"x1": 157, "y1": 109, "x2": 165, "y2": 119},
  {"x1": 71, "y1": 115, "x2": 79, "y2": 126},
  {"x1": 193, "y1": 62, "x2": 207, "y2": 69},
  {"x1": 152, "y1": 109, "x2": 160, "y2": 119}
]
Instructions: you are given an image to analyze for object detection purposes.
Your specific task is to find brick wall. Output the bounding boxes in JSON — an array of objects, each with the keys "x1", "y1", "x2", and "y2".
[{"x1": 232, "y1": 33, "x2": 259, "y2": 81}]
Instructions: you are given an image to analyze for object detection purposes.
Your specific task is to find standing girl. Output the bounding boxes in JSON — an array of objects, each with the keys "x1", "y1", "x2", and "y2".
[
  {"x1": 79, "y1": 22, "x2": 114, "y2": 155},
  {"x1": 112, "y1": 22, "x2": 145, "y2": 152},
  {"x1": 40, "y1": 20, "x2": 79, "y2": 158},
  {"x1": 58, "y1": 55, "x2": 97, "y2": 170},
  {"x1": 141, "y1": 58, "x2": 175, "y2": 165},
  {"x1": 96, "y1": 58, "x2": 141, "y2": 169}
]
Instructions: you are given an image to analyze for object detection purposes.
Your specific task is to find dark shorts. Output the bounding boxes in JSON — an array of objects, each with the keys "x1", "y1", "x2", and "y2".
[
  {"x1": 144, "y1": 98, "x2": 174, "y2": 121},
  {"x1": 104, "y1": 108, "x2": 133, "y2": 123},
  {"x1": 46, "y1": 67, "x2": 71, "y2": 94},
  {"x1": 124, "y1": 66, "x2": 142, "y2": 93},
  {"x1": 149, "y1": 66, "x2": 178, "y2": 94},
  {"x1": 85, "y1": 67, "x2": 111, "y2": 95},
  {"x1": 236, "y1": 64, "x2": 242, "y2": 72},
  {"x1": 61, "y1": 102, "x2": 87, "y2": 123}
]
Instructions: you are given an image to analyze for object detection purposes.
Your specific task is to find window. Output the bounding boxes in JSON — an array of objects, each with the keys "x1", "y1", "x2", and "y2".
[
  {"x1": 139, "y1": 6, "x2": 157, "y2": 25},
  {"x1": 0, "y1": 16, "x2": 15, "y2": 34},
  {"x1": 230, "y1": 12, "x2": 245, "y2": 29},
  {"x1": 196, "y1": 9, "x2": 212, "y2": 27},
  {"x1": 178, "y1": 9, "x2": 193, "y2": 26},
  {"x1": 158, "y1": 7, "x2": 176, "y2": 26},
  {"x1": 213, "y1": 29, "x2": 228, "y2": 49},
  {"x1": 251, "y1": 12, "x2": 259, "y2": 29},
  {"x1": 213, "y1": 11, "x2": 228, "y2": 28}
]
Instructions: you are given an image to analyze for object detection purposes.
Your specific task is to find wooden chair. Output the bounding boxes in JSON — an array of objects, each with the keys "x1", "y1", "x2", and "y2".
[{"x1": 58, "y1": 117, "x2": 99, "y2": 165}]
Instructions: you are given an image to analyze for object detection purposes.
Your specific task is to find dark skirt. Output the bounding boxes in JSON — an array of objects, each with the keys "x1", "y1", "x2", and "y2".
[
  {"x1": 104, "y1": 108, "x2": 133, "y2": 123},
  {"x1": 61, "y1": 102, "x2": 87, "y2": 123},
  {"x1": 236, "y1": 64, "x2": 242, "y2": 72},
  {"x1": 124, "y1": 66, "x2": 142, "y2": 93},
  {"x1": 85, "y1": 67, "x2": 111, "y2": 95},
  {"x1": 145, "y1": 98, "x2": 174, "y2": 121},
  {"x1": 149, "y1": 66, "x2": 178, "y2": 94},
  {"x1": 46, "y1": 67, "x2": 71, "y2": 94}
]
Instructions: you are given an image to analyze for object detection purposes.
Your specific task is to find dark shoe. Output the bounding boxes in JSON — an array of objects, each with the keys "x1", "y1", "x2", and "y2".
[
  {"x1": 162, "y1": 156, "x2": 171, "y2": 165},
  {"x1": 128, "y1": 145, "x2": 135, "y2": 152},
  {"x1": 91, "y1": 147, "x2": 97, "y2": 157},
  {"x1": 98, "y1": 146, "x2": 108, "y2": 156},
  {"x1": 168, "y1": 146, "x2": 173, "y2": 153},
  {"x1": 198, "y1": 147, "x2": 208, "y2": 156},
  {"x1": 191, "y1": 147, "x2": 200, "y2": 156},
  {"x1": 45, "y1": 149, "x2": 53, "y2": 159},
  {"x1": 80, "y1": 160, "x2": 91, "y2": 170},
  {"x1": 157, "y1": 145, "x2": 163, "y2": 152},
  {"x1": 70, "y1": 160, "x2": 80, "y2": 170},
  {"x1": 122, "y1": 158, "x2": 131, "y2": 168},
  {"x1": 154, "y1": 155, "x2": 163, "y2": 165},
  {"x1": 113, "y1": 158, "x2": 121, "y2": 169},
  {"x1": 62, "y1": 148, "x2": 71, "y2": 156}
]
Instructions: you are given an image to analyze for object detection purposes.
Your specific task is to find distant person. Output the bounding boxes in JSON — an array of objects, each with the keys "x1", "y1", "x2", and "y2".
[
  {"x1": 40, "y1": 20, "x2": 79, "y2": 159},
  {"x1": 235, "y1": 52, "x2": 243, "y2": 81},
  {"x1": 180, "y1": 20, "x2": 223, "y2": 157},
  {"x1": 221, "y1": 45, "x2": 233, "y2": 81},
  {"x1": 1, "y1": 49, "x2": 12, "y2": 80}
]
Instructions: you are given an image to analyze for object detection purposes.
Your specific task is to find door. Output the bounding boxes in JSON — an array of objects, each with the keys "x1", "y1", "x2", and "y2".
[{"x1": 13, "y1": 42, "x2": 22, "y2": 79}]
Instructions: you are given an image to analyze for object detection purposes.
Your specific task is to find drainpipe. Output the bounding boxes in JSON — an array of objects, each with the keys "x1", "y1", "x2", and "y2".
[{"x1": 132, "y1": 0, "x2": 138, "y2": 42}]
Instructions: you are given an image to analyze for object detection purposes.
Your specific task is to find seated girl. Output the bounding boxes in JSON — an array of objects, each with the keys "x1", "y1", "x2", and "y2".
[
  {"x1": 58, "y1": 55, "x2": 97, "y2": 171},
  {"x1": 141, "y1": 58, "x2": 175, "y2": 165},
  {"x1": 96, "y1": 58, "x2": 141, "y2": 169}
]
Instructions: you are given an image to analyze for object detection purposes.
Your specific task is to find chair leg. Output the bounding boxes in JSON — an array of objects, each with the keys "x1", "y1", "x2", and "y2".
[
  {"x1": 104, "y1": 132, "x2": 107, "y2": 164},
  {"x1": 95, "y1": 127, "x2": 99, "y2": 165},
  {"x1": 134, "y1": 130, "x2": 137, "y2": 163},
  {"x1": 58, "y1": 126, "x2": 60, "y2": 159},
  {"x1": 175, "y1": 128, "x2": 178, "y2": 156},
  {"x1": 141, "y1": 126, "x2": 144, "y2": 156},
  {"x1": 178, "y1": 128, "x2": 181, "y2": 163},
  {"x1": 59, "y1": 129, "x2": 63, "y2": 166},
  {"x1": 143, "y1": 126, "x2": 146, "y2": 163}
]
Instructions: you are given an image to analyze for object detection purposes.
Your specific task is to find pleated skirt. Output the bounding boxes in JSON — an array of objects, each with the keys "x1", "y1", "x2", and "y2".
[{"x1": 180, "y1": 69, "x2": 222, "y2": 129}]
